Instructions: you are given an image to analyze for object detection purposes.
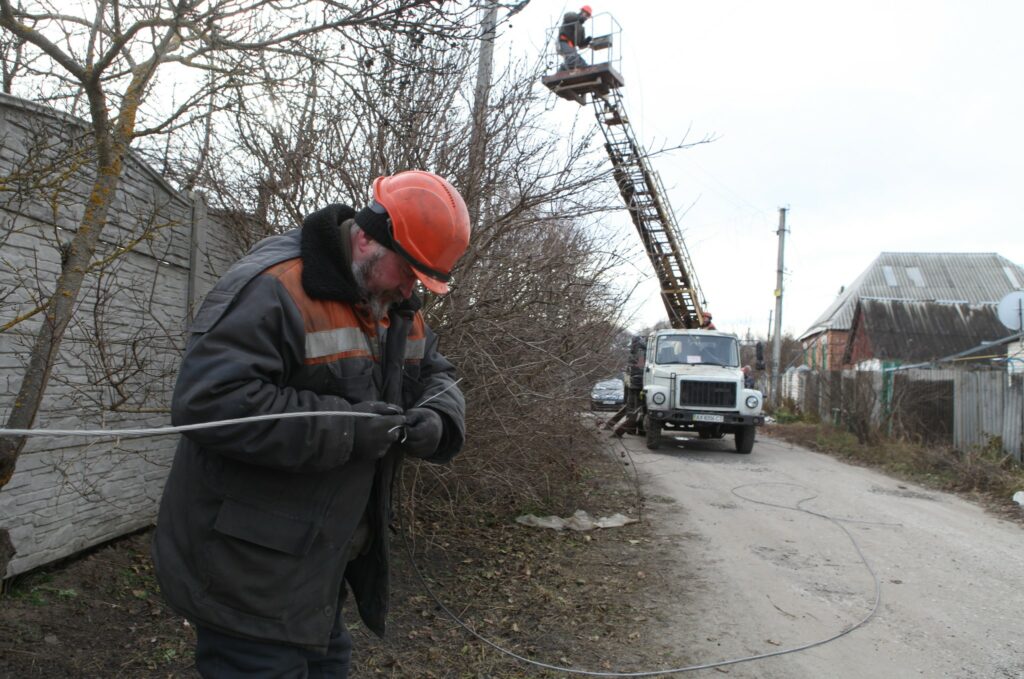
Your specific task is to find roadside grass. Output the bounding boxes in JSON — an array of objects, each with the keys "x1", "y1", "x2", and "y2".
[{"x1": 768, "y1": 421, "x2": 1024, "y2": 520}]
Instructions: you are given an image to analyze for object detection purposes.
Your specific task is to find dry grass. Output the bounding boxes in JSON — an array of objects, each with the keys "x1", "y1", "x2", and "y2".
[{"x1": 768, "y1": 422, "x2": 1024, "y2": 522}]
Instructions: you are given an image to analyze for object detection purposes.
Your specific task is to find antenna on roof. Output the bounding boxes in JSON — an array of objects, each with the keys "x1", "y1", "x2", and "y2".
[{"x1": 997, "y1": 291, "x2": 1024, "y2": 332}]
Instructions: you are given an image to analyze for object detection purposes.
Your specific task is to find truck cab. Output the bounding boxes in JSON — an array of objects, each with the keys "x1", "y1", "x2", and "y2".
[{"x1": 640, "y1": 329, "x2": 764, "y2": 453}]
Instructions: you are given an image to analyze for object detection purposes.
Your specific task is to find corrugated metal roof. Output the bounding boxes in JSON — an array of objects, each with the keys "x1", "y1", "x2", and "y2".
[
  {"x1": 848, "y1": 299, "x2": 1009, "y2": 363},
  {"x1": 800, "y1": 252, "x2": 1024, "y2": 340}
]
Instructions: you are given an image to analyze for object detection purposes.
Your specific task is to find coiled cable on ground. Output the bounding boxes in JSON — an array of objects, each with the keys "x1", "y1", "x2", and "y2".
[{"x1": 400, "y1": 475, "x2": 882, "y2": 676}]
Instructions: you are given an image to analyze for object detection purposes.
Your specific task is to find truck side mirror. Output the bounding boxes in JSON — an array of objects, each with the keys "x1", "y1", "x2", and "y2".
[{"x1": 755, "y1": 341, "x2": 765, "y2": 371}]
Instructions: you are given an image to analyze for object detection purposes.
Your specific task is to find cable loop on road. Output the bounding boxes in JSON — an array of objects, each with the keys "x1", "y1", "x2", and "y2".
[{"x1": 402, "y1": 476, "x2": 882, "y2": 676}]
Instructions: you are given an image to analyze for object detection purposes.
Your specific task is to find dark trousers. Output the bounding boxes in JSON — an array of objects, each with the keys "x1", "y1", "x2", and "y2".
[
  {"x1": 557, "y1": 39, "x2": 587, "y2": 70},
  {"x1": 194, "y1": 613, "x2": 352, "y2": 679}
]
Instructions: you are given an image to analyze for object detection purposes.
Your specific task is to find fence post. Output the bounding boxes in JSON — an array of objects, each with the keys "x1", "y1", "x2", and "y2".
[
  {"x1": 1002, "y1": 373, "x2": 1023, "y2": 462},
  {"x1": 185, "y1": 191, "x2": 208, "y2": 322}
]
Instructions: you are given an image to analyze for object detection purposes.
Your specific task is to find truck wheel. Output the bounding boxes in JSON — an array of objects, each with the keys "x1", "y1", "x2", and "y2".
[
  {"x1": 734, "y1": 425, "x2": 755, "y2": 454},
  {"x1": 645, "y1": 415, "x2": 661, "y2": 450}
]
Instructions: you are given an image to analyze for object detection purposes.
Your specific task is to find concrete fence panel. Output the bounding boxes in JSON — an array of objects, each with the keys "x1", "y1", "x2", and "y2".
[{"x1": 0, "y1": 94, "x2": 245, "y2": 578}]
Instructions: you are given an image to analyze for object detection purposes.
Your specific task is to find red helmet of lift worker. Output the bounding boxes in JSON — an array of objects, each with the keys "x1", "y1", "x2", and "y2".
[
  {"x1": 359, "y1": 170, "x2": 471, "y2": 295},
  {"x1": 580, "y1": 5, "x2": 593, "y2": 16}
]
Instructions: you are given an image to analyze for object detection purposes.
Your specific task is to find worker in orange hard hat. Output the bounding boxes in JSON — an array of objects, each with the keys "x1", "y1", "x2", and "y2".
[
  {"x1": 557, "y1": 4, "x2": 593, "y2": 71},
  {"x1": 154, "y1": 170, "x2": 470, "y2": 678},
  {"x1": 354, "y1": 170, "x2": 471, "y2": 297},
  {"x1": 700, "y1": 311, "x2": 716, "y2": 330}
]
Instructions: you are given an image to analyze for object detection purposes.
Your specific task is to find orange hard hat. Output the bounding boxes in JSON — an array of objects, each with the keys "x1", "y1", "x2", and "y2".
[
  {"x1": 581, "y1": 5, "x2": 593, "y2": 14},
  {"x1": 369, "y1": 171, "x2": 471, "y2": 294},
  {"x1": 702, "y1": 311, "x2": 712, "y2": 319}
]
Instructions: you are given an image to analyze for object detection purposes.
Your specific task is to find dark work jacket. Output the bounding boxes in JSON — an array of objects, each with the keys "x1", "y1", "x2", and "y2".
[
  {"x1": 558, "y1": 11, "x2": 588, "y2": 47},
  {"x1": 151, "y1": 207, "x2": 465, "y2": 652}
]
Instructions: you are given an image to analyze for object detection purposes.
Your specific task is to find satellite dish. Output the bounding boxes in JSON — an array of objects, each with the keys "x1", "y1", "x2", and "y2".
[{"x1": 997, "y1": 290, "x2": 1024, "y2": 331}]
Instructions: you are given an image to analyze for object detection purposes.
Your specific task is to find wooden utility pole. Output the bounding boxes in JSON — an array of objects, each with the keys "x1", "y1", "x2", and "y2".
[
  {"x1": 771, "y1": 207, "x2": 788, "y2": 407},
  {"x1": 467, "y1": 0, "x2": 498, "y2": 226}
]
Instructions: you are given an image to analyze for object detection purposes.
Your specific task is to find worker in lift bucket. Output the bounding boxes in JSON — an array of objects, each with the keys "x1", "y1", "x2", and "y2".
[
  {"x1": 557, "y1": 4, "x2": 593, "y2": 71},
  {"x1": 152, "y1": 171, "x2": 470, "y2": 678}
]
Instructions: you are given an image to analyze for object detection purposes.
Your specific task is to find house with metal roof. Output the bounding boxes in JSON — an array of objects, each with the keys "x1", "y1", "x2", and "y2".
[
  {"x1": 798, "y1": 252, "x2": 1024, "y2": 369},
  {"x1": 842, "y1": 299, "x2": 1009, "y2": 369}
]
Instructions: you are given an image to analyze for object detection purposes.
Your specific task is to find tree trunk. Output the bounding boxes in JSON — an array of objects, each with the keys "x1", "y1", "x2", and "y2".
[{"x1": 0, "y1": 153, "x2": 123, "y2": 488}]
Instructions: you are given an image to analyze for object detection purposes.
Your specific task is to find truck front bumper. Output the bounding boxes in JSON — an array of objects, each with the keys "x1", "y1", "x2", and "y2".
[{"x1": 648, "y1": 410, "x2": 764, "y2": 427}]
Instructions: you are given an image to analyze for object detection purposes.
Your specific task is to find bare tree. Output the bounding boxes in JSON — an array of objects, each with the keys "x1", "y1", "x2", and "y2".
[
  {"x1": 0, "y1": 0, "x2": 681, "y2": 580},
  {"x1": 0, "y1": 0, "x2": 472, "y2": 574},
  {"x1": 187, "y1": 25, "x2": 641, "y2": 524},
  {"x1": 0, "y1": 8, "x2": 35, "y2": 94}
]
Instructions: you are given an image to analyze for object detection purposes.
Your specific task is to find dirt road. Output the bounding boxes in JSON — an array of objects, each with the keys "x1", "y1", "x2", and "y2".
[{"x1": 620, "y1": 431, "x2": 1024, "y2": 678}]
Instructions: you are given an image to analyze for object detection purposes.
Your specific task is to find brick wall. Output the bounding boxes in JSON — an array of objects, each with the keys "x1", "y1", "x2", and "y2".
[
  {"x1": 802, "y1": 329, "x2": 850, "y2": 370},
  {"x1": 0, "y1": 93, "x2": 245, "y2": 578}
]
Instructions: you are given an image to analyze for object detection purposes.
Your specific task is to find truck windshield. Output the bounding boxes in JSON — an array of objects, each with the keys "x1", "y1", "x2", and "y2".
[{"x1": 654, "y1": 334, "x2": 739, "y2": 367}]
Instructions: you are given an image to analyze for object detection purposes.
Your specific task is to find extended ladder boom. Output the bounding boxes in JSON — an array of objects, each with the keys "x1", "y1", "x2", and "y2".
[
  {"x1": 592, "y1": 89, "x2": 705, "y2": 329},
  {"x1": 542, "y1": 62, "x2": 705, "y2": 329}
]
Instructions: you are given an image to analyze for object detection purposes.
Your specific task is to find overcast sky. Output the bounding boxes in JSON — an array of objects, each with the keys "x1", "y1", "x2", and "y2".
[{"x1": 499, "y1": 0, "x2": 1024, "y2": 338}]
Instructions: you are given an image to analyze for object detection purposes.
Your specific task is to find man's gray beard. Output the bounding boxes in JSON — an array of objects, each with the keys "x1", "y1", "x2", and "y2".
[{"x1": 352, "y1": 249, "x2": 392, "y2": 321}]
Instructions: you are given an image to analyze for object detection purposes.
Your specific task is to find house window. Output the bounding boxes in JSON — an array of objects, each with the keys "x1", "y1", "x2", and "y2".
[
  {"x1": 906, "y1": 267, "x2": 926, "y2": 287},
  {"x1": 882, "y1": 266, "x2": 898, "y2": 287}
]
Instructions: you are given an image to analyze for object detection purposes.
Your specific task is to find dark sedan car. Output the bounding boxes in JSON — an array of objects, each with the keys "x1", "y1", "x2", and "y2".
[{"x1": 590, "y1": 378, "x2": 625, "y2": 410}]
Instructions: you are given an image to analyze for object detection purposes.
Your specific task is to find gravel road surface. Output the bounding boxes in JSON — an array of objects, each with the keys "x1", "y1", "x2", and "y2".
[{"x1": 621, "y1": 431, "x2": 1024, "y2": 678}]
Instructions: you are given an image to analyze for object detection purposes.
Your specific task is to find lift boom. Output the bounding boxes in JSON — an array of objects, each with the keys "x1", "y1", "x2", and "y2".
[{"x1": 542, "y1": 59, "x2": 705, "y2": 329}]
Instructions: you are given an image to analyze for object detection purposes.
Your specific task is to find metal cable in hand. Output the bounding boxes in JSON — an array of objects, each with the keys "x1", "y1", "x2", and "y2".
[
  {"x1": 0, "y1": 380, "x2": 462, "y2": 440},
  {"x1": 0, "y1": 411, "x2": 380, "y2": 439}
]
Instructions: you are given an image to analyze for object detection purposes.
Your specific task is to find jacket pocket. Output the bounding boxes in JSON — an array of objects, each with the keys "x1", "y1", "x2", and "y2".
[
  {"x1": 401, "y1": 368, "x2": 423, "y2": 409},
  {"x1": 202, "y1": 499, "x2": 325, "y2": 621},
  {"x1": 334, "y1": 370, "x2": 374, "y2": 402},
  {"x1": 311, "y1": 358, "x2": 377, "y2": 402},
  {"x1": 213, "y1": 499, "x2": 317, "y2": 555}
]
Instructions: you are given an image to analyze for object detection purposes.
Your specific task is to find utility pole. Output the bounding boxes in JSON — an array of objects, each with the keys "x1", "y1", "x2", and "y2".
[
  {"x1": 467, "y1": 1, "x2": 498, "y2": 227},
  {"x1": 771, "y1": 207, "x2": 788, "y2": 407}
]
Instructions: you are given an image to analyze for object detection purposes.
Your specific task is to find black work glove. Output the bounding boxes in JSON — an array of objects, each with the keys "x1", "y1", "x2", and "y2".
[
  {"x1": 351, "y1": 401, "x2": 405, "y2": 460},
  {"x1": 398, "y1": 408, "x2": 444, "y2": 459},
  {"x1": 581, "y1": 36, "x2": 592, "y2": 47}
]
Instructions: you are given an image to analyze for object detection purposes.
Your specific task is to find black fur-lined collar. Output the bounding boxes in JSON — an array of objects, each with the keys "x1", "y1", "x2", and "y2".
[{"x1": 299, "y1": 203, "x2": 421, "y2": 314}]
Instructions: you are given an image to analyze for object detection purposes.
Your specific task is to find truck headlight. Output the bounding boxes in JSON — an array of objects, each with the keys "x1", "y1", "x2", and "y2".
[
  {"x1": 652, "y1": 392, "x2": 666, "y2": 405},
  {"x1": 745, "y1": 395, "x2": 760, "y2": 409}
]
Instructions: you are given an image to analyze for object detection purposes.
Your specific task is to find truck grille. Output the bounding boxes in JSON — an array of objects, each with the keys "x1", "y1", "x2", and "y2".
[{"x1": 678, "y1": 381, "x2": 736, "y2": 408}]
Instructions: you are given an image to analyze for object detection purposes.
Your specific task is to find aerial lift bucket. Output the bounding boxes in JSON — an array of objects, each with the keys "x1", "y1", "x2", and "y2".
[{"x1": 541, "y1": 11, "x2": 624, "y2": 105}]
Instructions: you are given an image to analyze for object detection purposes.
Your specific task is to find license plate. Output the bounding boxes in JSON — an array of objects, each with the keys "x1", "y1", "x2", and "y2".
[
  {"x1": 693, "y1": 413, "x2": 724, "y2": 423},
  {"x1": 603, "y1": 400, "x2": 617, "y2": 405}
]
